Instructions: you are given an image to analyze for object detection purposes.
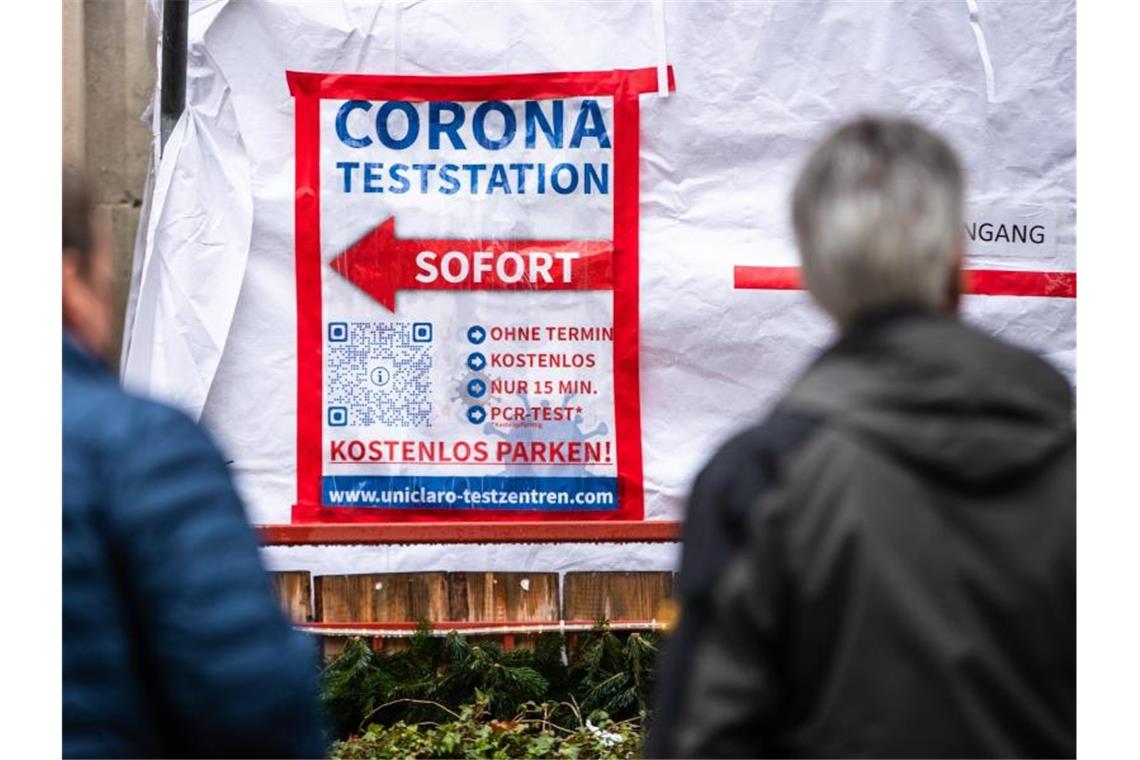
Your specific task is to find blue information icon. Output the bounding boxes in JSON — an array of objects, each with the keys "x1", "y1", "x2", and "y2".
[
  {"x1": 467, "y1": 325, "x2": 487, "y2": 344},
  {"x1": 467, "y1": 378, "x2": 487, "y2": 398},
  {"x1": 467, "y1": 352, "x2": 486, "y2": 371},
  {"x1": 466, "y1": 405, "x2": 487, "y2": 424}
]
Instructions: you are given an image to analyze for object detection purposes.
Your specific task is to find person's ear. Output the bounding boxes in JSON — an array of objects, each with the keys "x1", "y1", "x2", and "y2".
[
  {"x1": 62, "y1": 248, "x2": 95, "y2": 336},
  {"x1": 61, "y1": 249, "x2": 82, "y2": 321}
]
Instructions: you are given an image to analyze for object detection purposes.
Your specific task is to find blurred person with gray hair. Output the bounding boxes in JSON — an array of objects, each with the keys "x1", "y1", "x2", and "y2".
[{"x1": 648, "y1": 118, "x2": 1075, "y2": 758}]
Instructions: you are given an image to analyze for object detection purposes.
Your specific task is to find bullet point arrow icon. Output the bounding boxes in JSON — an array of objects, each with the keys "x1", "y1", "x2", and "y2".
[{"x1": 330, "y1": 216, "x2": 614, "y2": 312}]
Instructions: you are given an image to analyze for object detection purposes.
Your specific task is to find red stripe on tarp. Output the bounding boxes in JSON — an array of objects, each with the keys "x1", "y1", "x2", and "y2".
[
  {"x1": 610, "y1": 78, "x2": 647, "y2": 522},
  {"x1": 962, "y1": 269, "x2": 1077, "y2": 298},
  {"x1": 293, "y1": 90, "x2": 323, "y2": 516},
  {"x1": 286, "y1": 67, "x2": 676, "y2": 101},
  {"x1": 733, "y1": 266, "x2": 1076, "y2": 298},
  {"x1": 733, "y1": 266, "x2": 803, "y2": 290}
]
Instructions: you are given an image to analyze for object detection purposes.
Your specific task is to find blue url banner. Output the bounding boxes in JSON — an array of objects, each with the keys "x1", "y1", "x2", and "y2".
[{"x1": 322, "y1": 475, "x2": 619, "y2": 510}]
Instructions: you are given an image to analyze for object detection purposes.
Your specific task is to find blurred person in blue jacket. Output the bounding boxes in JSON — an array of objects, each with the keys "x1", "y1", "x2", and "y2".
[{"x1": 62, "y1": 170, "x2": 325, "y2": 758}]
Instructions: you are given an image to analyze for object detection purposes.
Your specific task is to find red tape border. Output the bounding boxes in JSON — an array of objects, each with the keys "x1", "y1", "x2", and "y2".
[
  {"x1": 734, "y1": 266, "x2": 1076, "y2": 298},
  {"x1": 286, "y1": 68, "x2": 674, "y2": 530}
]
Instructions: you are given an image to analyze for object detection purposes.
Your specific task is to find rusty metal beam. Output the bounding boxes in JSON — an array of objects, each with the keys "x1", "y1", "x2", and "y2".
[
  {"x1": 299, "y1": 619, "x2": 669, "y2": 637},
  {"x1": 258, "y1": 521, "x2": 682, "y2": 545}
]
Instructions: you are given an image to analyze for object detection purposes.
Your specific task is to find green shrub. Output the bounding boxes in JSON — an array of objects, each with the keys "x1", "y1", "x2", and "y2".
[
  {"x1": 330, "y1": 695, "x2": 642, "y2": 760},
  {"x1": 319, "y1": 624, "x2": 661, "y2": 750}
]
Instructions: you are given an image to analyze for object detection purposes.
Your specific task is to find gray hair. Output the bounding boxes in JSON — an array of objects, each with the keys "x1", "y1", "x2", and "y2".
[{"x1": 792, "y1": 117, "x2": 964, "y2": 326}]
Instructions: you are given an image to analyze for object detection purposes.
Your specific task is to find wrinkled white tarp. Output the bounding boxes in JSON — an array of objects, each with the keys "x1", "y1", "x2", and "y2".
[
  {"x1": 125, "y1": 0, "x2": 1075, "y2": 575},
  {"x1": 123, "y1": 0, "x2": 250, "y2": 419}
]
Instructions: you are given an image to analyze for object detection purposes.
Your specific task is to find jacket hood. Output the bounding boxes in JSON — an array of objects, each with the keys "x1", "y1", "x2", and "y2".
[{"x1": 782, "y1": 311, "x2": 1074, "y2": 486}]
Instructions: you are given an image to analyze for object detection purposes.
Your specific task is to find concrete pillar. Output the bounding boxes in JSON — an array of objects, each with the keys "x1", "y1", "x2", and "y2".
[
  {"x1": 62, "y1": 1, "x2": 85, "y2": 172},
  {"x1": 62, "y1": 0, "x2": 156, "y2": 366}
]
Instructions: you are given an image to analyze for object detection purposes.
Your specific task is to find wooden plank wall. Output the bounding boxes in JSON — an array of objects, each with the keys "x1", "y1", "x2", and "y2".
[
  {"x1": 272, "y1": 571, "x2": 313, "y2": 624},
  {"x1": 315, "y1": 572, "x2": 451, "y2": 623},
  {"x1": 448, "y1": 572, "x2": 560, "y2": 623},
  {"x1": 272, "y1": 570, "x2": 674, "y2": 658},
  {"x1": 563, "y1": 571, "x2": 674, "y2": 622}
]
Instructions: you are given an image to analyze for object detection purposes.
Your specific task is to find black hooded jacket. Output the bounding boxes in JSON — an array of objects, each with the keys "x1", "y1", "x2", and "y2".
[{"x1": 649, "y1": 310, "x2": 1075, "y2": 758}]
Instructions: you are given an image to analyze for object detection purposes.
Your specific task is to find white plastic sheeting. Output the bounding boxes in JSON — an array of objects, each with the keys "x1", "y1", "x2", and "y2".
[{"x1": 125, "y1": 0, "x2": 1075, "y2": 575}]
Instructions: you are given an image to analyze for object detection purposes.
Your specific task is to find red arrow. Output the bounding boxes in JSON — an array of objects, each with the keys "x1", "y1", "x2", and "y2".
[{"x1": 331, "y1": 216, "x2": 614, "y2": 311}]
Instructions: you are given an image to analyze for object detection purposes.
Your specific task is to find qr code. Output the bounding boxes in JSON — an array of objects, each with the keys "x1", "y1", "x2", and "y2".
[{"x1": 326, "y1": 321, "x2": 432, "y2": 427}]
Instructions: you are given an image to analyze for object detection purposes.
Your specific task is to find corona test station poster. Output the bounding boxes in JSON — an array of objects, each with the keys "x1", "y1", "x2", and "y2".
[{"x1": 288, "y1": 69, "x2": 674, "y2": 522}]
